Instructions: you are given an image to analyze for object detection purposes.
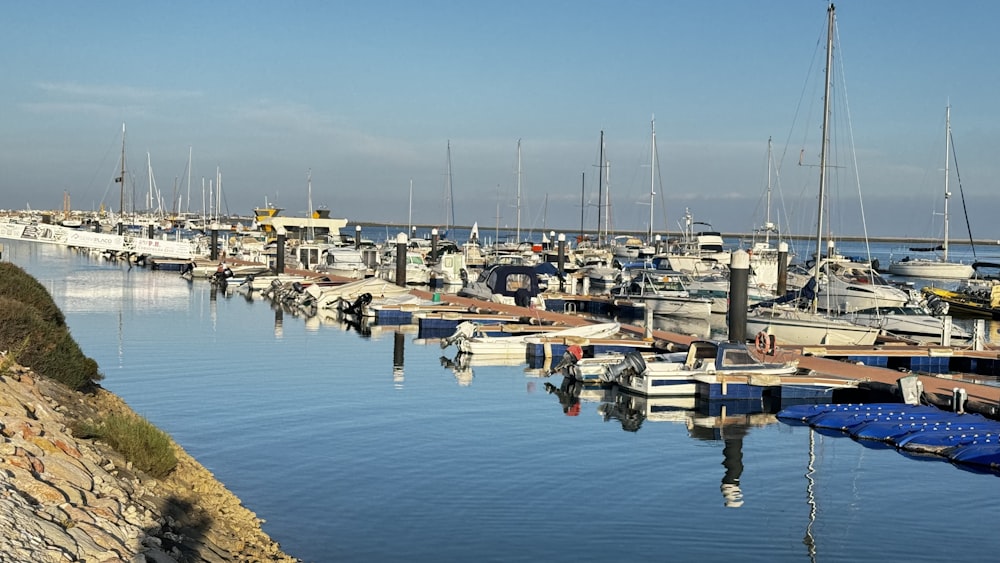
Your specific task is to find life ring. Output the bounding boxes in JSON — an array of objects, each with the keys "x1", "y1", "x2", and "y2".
[{"x1": 755, "y1": 331, "x2": 773, "y2": 355}]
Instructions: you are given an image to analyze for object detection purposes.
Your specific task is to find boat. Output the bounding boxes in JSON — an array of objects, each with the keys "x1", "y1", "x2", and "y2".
[
  {"x1": 457, "y1": 264, "x2": 546, "y2": 309},
  {"x1": 446, "y1": 321, "x2": 621, "y2": 360},
  {"x1": 601, "y1": 340, "x2": 799, "y2": 397},
  {"x1": 886, "y1": 106, "x2": 974, "y2": 280},
  {"x1": 745, "y1": 4, "x2": 897, "y2": 346},
  {"x1": 848, "y1": 304, "x2": 970, "y2": 343},
  {"x1": 377, "y1": 248, "x2": 432, "y2": 285},
  {"x1": 656, "y1": 209, "x2": 731, "y2": 274},
  {"x1": 921, "y1": 285, "x2": 1000, "y2": 319},
  {"x1": 811, "y1": 253, "x2": 909, "y2": 312},
  {"x1": 610, "y1": 269, "x2": 713, "y2": 319}
]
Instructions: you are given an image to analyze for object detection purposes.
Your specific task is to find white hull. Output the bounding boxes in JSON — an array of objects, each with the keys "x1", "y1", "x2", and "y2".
[
  {"x1": 746, "y1": 308, "x2": 880, "y2": 346},
  {"x1": 458, "y1": 322, "x2": 621, "y2": 358},
  {"x1": 886, "y1": 259, "x2": 974, "y2": 280},
  {"x1": 636, "y1": 296, "x2": 713, "y2": 319}
]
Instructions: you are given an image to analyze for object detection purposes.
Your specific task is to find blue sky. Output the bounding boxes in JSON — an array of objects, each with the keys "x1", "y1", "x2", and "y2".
[{"x1": 3, "y1": 1, "x2": 999, "y2": 240}]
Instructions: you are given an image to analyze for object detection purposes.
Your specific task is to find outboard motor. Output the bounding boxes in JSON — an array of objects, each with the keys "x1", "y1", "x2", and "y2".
[
  {"x1": 341, "y1": 292, "x2": 373, "y2": 316},
  {"x1": 440, "y1": 321, "x2": 479, "y2": 349},
  {"x1": 549, "y1": 344, "x2": 584, "y2": 377},
  {"x1": 601, "y1": 351, "x2": 647, "y2": 383},
  {"x1": 926, "y1": 295, "x2": 949, "y2": 316}
]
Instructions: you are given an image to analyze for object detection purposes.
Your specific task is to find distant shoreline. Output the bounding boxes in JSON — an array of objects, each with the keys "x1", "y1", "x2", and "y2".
[{"x1": 352, "y1": 221, "x2": 999, "y2": 246}]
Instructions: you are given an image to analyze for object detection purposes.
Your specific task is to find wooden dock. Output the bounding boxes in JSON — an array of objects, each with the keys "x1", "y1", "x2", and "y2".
[{"x1": 407, "y1": 288, "x2": 1000, "y2": 418}]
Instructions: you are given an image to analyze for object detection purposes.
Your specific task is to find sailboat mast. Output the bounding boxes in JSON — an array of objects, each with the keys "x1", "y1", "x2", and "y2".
[
  {"x1": 580, "y1": 171, "x2": 585, "y2": 238},
  {"x1": 118, "y1": 122, "x2": 126, "y2": 224},
  {"x1": 812, "y1": 2, "x2": 835, "y2": 314},
  {"x1": 648, "y1": 115, "x2": 656, "y2": 242},
  {"x1": 766, "y1": 136, "x2": 773, "y2": 245},
  {"x1": 408, "y1": 178, "x2": 413, "y2": 235},
  {"x1": 943, "y1": 104, "x2": 951, "y2": 262},
  {"x1": 516, "y1": 138, "x2": 522, "y2": 243},
  {"x1": 186, "y1": 146, "x2": 192, "y2": 214},
  {"x1": 596, "y1": 131, "x2": 604, "y2": 241},
  {"x1": 445, "y1": 141, "x2": 455, "y2": 234}
]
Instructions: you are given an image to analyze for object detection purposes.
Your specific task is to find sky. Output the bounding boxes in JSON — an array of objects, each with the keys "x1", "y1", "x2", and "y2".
[{"x1": 3, "y1": 0, "x2": 1000, "y2": 241}]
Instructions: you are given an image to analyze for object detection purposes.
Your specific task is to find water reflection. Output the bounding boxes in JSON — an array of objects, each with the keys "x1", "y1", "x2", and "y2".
[{"x1": 545, "y1": 382, "x2": 778, "y2": 508}]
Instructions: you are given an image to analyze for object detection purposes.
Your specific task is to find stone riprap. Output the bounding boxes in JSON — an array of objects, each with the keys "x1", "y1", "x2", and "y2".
[{"x1": 0, "y1": 360, "x2": 298, "y2": 562}]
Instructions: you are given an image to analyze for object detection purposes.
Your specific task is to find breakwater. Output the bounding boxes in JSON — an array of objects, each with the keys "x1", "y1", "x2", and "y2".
[{"x1": 0, "y1": 360, "x2": 297, "y2": 562}]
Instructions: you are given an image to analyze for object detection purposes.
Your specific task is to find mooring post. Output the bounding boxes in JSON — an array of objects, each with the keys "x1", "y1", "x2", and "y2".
[
  {"x1": 395, "y1": 233, "x2": 408, "y2": 287},
  {"x1": 728, "y1": 249, "x2": 749, "y2": 343},
  {"x1": 147, "y1": 223, "x2": 154, "y2": 239},
  {"x1": 355, "y1": 225, "x2": 362, "y2": 250},
  {"x1": 431, "y1": 228, "x2": 439, "y2": 264},
  {"x1": 275, "y1": 229, "x2": 286, "y2": 274},
  {"x1": 210, "y1": 224, "x2": 219, "y2": 261},
  {"x1": 557, "y1": 233, "x2": 566, "y2": 292},
  {"x1": 777, "y1": 242, "x2": 788, "y2": 296},
  {"x1": 393, "y1": 332, "x2": 405, "y2": 388}
]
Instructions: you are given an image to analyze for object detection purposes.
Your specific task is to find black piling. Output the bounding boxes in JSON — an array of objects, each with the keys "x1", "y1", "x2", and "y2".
[
  {"x1": 275, "y1": 231, "x2": 286, "y2": 274},
  {"x1": 395, "y1": 233, "x2": 408, "y2": 287},
  {"x1": 728, "y1": 249, "x2": 749, "y2": 343},
  {"x1": 147, "y1": 223, "x2": 155, "y2": 239},
  {"x1": 431, "y1": 228, "x2": 439, "y2": 264},
  {"x1": 210, "y1": 228, "x2": 219, "y2": 261},
  {"x1": 355, "y1": 225, "x2": 362, "y2": 250}
]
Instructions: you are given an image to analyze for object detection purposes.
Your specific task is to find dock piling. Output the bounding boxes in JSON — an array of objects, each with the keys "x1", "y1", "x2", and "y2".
[
  {"x1": 395, "y1": 233, "x2": 408, "y2": 288},
  {"x1": 728, "y1": 250, "x2": 749, "y2": 343}
]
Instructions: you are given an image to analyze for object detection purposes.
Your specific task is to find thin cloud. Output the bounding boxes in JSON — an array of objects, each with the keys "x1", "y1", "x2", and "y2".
[{"x1": 35, "y1": 81, "x2": 202, "y2": 101}]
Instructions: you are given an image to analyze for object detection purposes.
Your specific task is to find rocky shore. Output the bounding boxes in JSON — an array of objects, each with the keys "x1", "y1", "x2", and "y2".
[{"x1": 0, "y1": 359, "x2": 299, "y2": 562}]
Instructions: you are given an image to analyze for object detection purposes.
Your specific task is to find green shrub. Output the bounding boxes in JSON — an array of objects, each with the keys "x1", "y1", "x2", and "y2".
[
  {"x1": 0, "y1": 263, "x2": 65, "y2": 327},
  {"x1": 0, "y1": 296, "x2": 101, "y2": 389},
  {"x1": 75, "y1": 413, "x2": 177, "y2": 478}
]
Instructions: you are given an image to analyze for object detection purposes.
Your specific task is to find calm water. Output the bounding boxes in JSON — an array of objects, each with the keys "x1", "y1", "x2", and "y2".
[{"x1": 5, "y1": 239, "x2": 1000, "y2": 563}]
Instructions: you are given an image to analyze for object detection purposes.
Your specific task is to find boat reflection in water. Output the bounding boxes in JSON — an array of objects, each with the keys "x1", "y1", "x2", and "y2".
[{"x1": 548, "y1": 380, "x2": 780, "y2": 508}]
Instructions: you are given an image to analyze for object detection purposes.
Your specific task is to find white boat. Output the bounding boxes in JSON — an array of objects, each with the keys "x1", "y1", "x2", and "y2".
[
  {"x1": 447, "y1": 321, "x2": 621, "y2": 360},
  {"x1": 602, "y1": 340, "x2": 799, "y2": 396},
  {"x1": 611, "y1": 269, "x2": 713, "y2": 318},
  {"x1": 746, "y1": 304, "x2": 882, "y2": 346},
  {"x1": 656, "y1": 209, "x2": 732, "y2": 274},
  {"x1": 813, "y1": 257, "x2": 909, "y2": 312},
  {"x1": 887, "y1": 105, "x2": 974, "y2": 280},
  {"x1": 747, "y1": 5, "x2": 903, "y2": 346},
  {"x1": 848, "y1": 305, "x2": 970, "y2": 344},
  {"x1": 378, "y1": 249, "x2": 431, "y2": 285}
]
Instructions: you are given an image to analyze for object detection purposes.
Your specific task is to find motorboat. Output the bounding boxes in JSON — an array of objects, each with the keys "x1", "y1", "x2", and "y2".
[
  {"x1": 610, "y1": 269, "x2": 713, "y2": 319},
  {"x1": 601, "y1": 340, "x2": 799, "y2": 397},
  {"x1": 443, "y1": 321, "x2": 621, "y2": 360}
]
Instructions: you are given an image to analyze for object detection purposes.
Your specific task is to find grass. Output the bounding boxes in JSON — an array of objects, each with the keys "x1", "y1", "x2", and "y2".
[{"x1": 75, "y1": 413, "x2": 177, "y2": 478}]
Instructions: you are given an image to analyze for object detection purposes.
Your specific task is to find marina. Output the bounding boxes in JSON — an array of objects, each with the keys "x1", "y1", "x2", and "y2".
[{"x1": 5, "y1": 226, "x2": 1000, "y2": 561}]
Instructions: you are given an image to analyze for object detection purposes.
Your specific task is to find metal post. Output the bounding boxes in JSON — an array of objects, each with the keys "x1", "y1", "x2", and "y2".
[
  {"x1": 393, "y1": 331, "x2": 405, "y2": 388},
  {"x1": 777, "y1": 242, "x2": 788, "y2": 296},
  {"x1": 431, "y1": 228, "x2": 439, "y2": 264},
  {"x1": 355, "y1": 225, "x2": 362, "y2": 250},
  {"x1": 942, "y1": 315, "x2": 952, "y2": 347},
  {"x1": 728, "y1": 249, "x2": 749, "y2": 344},
  {"x1": 557, "y1": 234, "x2": 566, "y2": 292},
  {"x1": 210, "y1": 225, "x2": 219, "y2": 261},
  {"x1": 395, "y1": 233, "x2": 408, "y2": 288},
  {"x1": 275, "y1": 229, "x2": 286, "y2": 274},
  {"x1": 147, "y1": 223, "x2": 154, "y2": 239}
]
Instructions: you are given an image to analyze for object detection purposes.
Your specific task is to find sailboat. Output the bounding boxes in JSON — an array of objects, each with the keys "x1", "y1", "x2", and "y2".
[
  {"x1": 886, "y1": 105, "x2": 975, "y2": 279},
  {"x1": 745, "y1": 3, "x2": 884, "y2": 346}
]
